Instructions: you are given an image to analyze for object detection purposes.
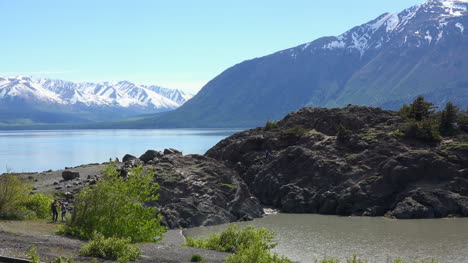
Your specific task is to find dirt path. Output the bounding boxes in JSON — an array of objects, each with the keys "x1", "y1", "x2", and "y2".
[{"x1": 0, "y1": 220, "x2": 227, "y2": 263}]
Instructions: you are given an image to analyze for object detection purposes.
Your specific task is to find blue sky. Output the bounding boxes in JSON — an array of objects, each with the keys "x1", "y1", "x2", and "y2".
[{"x1": 0, "y1": 0, "x2": 422, "y2": 93}]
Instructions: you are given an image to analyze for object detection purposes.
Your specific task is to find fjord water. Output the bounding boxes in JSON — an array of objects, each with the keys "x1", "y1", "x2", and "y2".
[
  {"x1": 184, "y1": 214, "x2": 468, "y2": 263},
  {"x1": 0, "y1": 129, "x2": 240, "y2": 173}
]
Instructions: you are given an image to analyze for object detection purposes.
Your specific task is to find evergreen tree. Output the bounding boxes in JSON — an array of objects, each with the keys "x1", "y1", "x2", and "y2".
[
  {"x1": 409, "y1": 96, "x2": 436, "y2": 121},
  {"x1": 439, "y1": 102, "x2": 459, "y2": 136}
]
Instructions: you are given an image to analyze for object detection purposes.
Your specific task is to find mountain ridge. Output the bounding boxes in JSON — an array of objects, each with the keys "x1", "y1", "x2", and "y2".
[
  {"x1": 143, "y1": 0, "x2": 468, "y2": 128},
  {"x1": 0, "y1": 76, "x2": 193, "y2": 124}
]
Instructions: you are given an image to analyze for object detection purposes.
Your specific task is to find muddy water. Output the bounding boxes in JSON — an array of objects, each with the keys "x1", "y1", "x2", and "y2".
[{"x1": 184, "y1": 214, "x2": 468, "y2": 263}]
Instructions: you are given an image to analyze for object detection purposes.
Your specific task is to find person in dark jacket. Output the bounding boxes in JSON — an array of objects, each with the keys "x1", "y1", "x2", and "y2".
[{"x1": 51, "y1": 200, "x2": 58, "y2": 222}]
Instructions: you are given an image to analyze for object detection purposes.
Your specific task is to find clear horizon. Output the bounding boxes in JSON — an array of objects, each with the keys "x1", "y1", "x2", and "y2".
[{"x1": 1, "y1": 0, "x2": 422, "y2": 93}]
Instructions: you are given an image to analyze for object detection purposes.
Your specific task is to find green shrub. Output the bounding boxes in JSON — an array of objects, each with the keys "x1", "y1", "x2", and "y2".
[
  {"x1": 61, "y1": 164, "x2": 166, "y2": 242},
  {"x1": 0, "y1": 174, "x2": 32, "y2": 219},
  {"x1": 336, "y1": 124, "x2": 352, "y2": 143},
  {"x1": 28, "y1": 247, "x2": 41, "y2": 263},
  {"x1": 224, "y1": 242, "x2": 291, "y2": 263},
  {"x1": 398, "y1": 120, "x2": 441, "y2": 142},
  {"x1": 79, "y1": 232, "x2": 141, "y2": 263},
  {"x1": 183, "y1": 225, "x2": 276, "y2": 253},
  {"x1": 219, "y1": 183, "x2": 237, "y2": 190},
  {"x1": 183, "y1": 225, "x2": 291, "y2": 263},
  {"x1": 54, "y1": 256, "x2": 74, "y2": 263},
  {"x1": 265, "y1": 121, "x2": 279, "y2": 130},
  {"x1": 190, "y1": 254, "x2": 203, "y2": 262},
  {"x1": 20, "y1": 193, "x2": 53, "y2": 219},
  {"x1": 281, "y1": 127, "x2": 308, "y2": 138}
]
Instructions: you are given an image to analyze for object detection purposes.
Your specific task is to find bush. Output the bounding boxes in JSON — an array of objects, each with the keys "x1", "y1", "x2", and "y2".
[
  {"x1": 265, "y1": 121, "x2": 279, "y2": 131},
  {"x1": 281, "y1": 127, "x2": 308, "y2": 138},
  {"x1": 336, "y1": 124, "x2": 352, "y2": 143},
  {"x1": 21, "y1": 193, "x2": 53, "y2": 219},
  {"x1": 183, "y1": 225, "x2": 276, "y2": 253},
  {"x1": 0, "y1": 174, "x2": 33, "y2": 219},
  {"x1": 183, "y1": 225, "x2": 291, "y2": 263},
  {"x1": 190, "y1": 254, "x2": 203, "y2": 262},
  {"x1": 224, "y1": 242, "x2": 292, "y2": 263},
  {"x1": 398, "y1": 120, "x2": 441, "y2": 142},
  {"x1": 79, "y1": 232, "x2": 141, "y2": 263},
  {"x1": 61, "y1": 164, "x2": 166, "y2": 242}
]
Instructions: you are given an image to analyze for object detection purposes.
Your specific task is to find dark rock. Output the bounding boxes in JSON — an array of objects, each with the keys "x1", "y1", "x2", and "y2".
[
  {"x1": 53, "y1": 182, "x2": 59, "y2": 185},
  {"x1": 64, "y1": 192, "x2": 74, "y2": 200},
  {"x1": 62, "y1": 171, "x2": 80, "y2": 181},
  {"x1": 55, "y1": 186, "x2": 62, "y2": 190},
  {"x1": 139, "y1": 150, "x2": 163, "y2": 164},
  {"x1": 122, "y1": 154, "x2": 137, "y2": 162},
  {"x1": 124, "y1": 158, "x2": 144, "y2": 167},
  {"x1": 164, "y1": 148, "x2": 182, "y2": 155},
  {"x1": 205, "y1": 106, "x2": 468, "y2": 219},
  {"x1": 152, "y1": 154, "x2": 263, "y2": 229}
]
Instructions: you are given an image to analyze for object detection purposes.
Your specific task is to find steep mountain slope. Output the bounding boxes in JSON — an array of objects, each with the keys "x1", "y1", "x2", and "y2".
[
  {"x1": 0, "y1": 76, "x2": 193, "y2": 124},
  {"x1": 151, "y1": 0, "x2": 468, "y2": 128}
]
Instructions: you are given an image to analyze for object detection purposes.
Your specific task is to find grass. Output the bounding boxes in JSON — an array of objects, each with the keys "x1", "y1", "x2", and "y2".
[
  {"x1": 218, "y1": 183, "x2": 237, "y2": 190},
  {"x1": 0, "y1": 219, "x2": 60, "y2": 235}
]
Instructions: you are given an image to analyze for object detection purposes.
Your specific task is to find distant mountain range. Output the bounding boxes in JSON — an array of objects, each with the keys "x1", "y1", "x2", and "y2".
[
  {"x1": 146, "y1": 0, "x2": 468, "y2": 128},
  {"x1": 0, "y1": 76, "x2": 192, "y2": 124}
]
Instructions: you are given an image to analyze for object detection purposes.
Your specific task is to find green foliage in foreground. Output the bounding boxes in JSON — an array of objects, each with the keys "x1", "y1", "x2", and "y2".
[
  {"x1": 79, "y1": 232, "x2": 141, "y2": 263},
  {"x1": 60, "y1": 164, "x2": 166, "y2": 242},
  {"x1": 0, "y1": 174, "x2": 52, "y2": 220},
  {"x1": 183, "y1": 225, "x2": 291, "y2": 263}
]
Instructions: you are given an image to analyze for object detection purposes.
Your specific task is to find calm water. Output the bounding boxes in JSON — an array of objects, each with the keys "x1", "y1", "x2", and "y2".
[
  {"x1": 0, "y1": 129, "x2": 240, "y2": 173},
  {"x1": 184, "y1": 214, "x2": 468, "y2": 263}
]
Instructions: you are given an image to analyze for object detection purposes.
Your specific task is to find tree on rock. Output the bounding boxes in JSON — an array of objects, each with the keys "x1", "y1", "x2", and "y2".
[
  {"x1": 439, "y1": 102, "x2": 459, "y2": 136},
  {"x1": 409, "y1": 96, "x2": 436, "y2": 121},
  {"x1": 336, "y1": 123, "x2": 352, "y2": 144}
]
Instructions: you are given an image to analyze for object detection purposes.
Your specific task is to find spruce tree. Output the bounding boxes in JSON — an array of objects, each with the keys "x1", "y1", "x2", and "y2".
[
  {"x1": 409, "y1": 96, "x2": 436, "y2": 121},
  {"x1": 439, "y1": 102, "x2": 459, "y2": 136}
]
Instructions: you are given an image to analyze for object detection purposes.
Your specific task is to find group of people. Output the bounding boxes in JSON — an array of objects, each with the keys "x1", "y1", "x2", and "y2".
[{"x1": 50, "y1": 200, "x2": 68, "y2": 222}]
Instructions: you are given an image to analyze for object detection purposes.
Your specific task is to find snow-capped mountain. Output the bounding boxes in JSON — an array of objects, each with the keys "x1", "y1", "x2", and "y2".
[
  {"x1": 0, "y1": 76, "x2": 192, "y2": 109},
  {"x1": 0, "y1": 76, "x2": 193, "y2": 124},
  {"x1": 295, "y1": 0, "x2": 468, "y2": 56},
  {"x1": 150, "y1": 0, "x2": 468, "y2": 128}
]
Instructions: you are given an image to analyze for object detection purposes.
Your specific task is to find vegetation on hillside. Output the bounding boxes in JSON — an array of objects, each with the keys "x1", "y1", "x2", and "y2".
[
  {"x1": 60, "y1": 164, "x2": 166, "y2": 243},
  {"x1": 395, "y1": 96, "x2": 467, "y2": 142}
]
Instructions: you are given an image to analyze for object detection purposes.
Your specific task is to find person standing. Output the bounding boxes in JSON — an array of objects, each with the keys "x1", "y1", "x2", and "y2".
[
  {"x1": 51, "y1": 200, "x2": 58, "y2": 222},
  {"x1": 60, "y1": 201, "x2": 67, "y2": 221}
]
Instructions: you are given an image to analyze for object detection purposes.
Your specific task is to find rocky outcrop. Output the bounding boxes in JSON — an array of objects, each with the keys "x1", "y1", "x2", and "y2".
[
  {"x1": 148, "y1": 154, "x2": 263, "y2": 228},
  {"x1": 116, "y1": 150, "x2": 263, "y2": 229},
  {"x1": 206, "y1": 105, "x2": 468, "y2": 219}
]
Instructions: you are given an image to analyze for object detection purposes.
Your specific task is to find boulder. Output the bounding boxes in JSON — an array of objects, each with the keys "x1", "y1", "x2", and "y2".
[
  {"x1": 62, "y1": 171, "x2": 80, "y2": 181},
  {"x1": 122, "y1": 154, "x2": 137, "y2": 162},
  {"x1": 164, "y1": 148, "x2": 182, "y2": 155},
  {"x1": 139, "y1": 150, "x2": 163, "y2": 163}
]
